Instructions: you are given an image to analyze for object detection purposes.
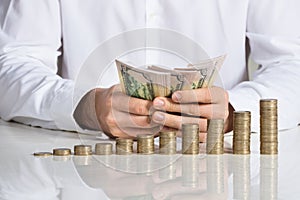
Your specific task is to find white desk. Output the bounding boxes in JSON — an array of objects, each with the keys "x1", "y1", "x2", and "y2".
[{"x1": 0, "y1": 120, "x2": 300, "y2": 200}]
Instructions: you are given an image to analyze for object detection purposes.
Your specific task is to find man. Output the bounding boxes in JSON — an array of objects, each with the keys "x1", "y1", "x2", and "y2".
[{"x1": 0, "y1": 0, "x2": 299, "y2": 140}]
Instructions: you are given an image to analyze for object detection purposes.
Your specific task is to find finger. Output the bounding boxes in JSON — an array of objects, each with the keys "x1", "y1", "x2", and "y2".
[
  {"x1": 153, "y1": 97, "x2": 228, "y2": 119},
  {"x1": 112, "y1": 92, "x2": 153, "y2": 115},
  {"x1": 153, "y1": 97, "x2": 180, "y2": 112},
  {"x1": 172, "y1": 87, "x2": 228, "y2": 104},
  {"x1": 152, "y1": 111, "x2": 207, "y2": 132}
]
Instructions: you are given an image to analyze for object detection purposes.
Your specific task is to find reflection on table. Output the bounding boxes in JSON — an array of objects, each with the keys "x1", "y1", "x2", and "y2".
[{"x1": 1, "y1": 120, "x2": 300, "y2": 199}]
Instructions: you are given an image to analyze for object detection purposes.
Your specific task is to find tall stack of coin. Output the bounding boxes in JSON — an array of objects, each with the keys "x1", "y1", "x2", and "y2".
[
  {"x1": 95, "y1": 143, "x2": 113, "y2": 155},
  {"x1": 116, "y1": 138, "x2": 133, "y2": 155},
  {"x1": 182, "y1": 123, "x2": 199, "y2": 154},
  {"x1": 53, "y1": 148, "x2": 71, "y2": 156},
  {"x1": 137, "y1": 134, "x2": 154, "y2": 154},
  {"x1": 74, "y1": 145, "x2": 92, "y2": 156},
  {"x1": 159, "y1": 131, "x2": 176, "y2": 154},
  {"x1": 233, "y1": 111, "x2": 251, "y2": 154},
  {"x1": 260, "y1": 99, "x2": 278, "y2": 155},
  {"x1": 206, "y1": 119, "x2": 224, "y2": 154}
]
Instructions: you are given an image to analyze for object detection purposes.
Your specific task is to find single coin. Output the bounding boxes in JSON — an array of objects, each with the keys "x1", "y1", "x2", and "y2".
[{"x1": 33, "y1": 152, "x2": 53, "y2": 157}]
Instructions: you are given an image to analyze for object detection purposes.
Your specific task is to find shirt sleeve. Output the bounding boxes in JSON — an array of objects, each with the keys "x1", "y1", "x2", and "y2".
[
  {"x1": 0, "y1": 1, "x2": 81, "y2": 131},
  {"x1": 228, "y1": 0, "x2": 300, "y2": 131}
]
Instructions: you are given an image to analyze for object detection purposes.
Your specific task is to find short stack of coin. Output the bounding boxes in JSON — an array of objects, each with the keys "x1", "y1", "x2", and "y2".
[
  {"x1": 137, "y1": 134, "x2": 154, "y2": 154},
  {"x1": 159, "y1": 131, "x2": 176, "y2": 154},
  {"x1": 182, "y1": 123, "x2": 199, "y2": 154},
  {"x1": 95, "y1": 143, "x2": 113, "y2": 155},
  {"x1": 116, "y1": 138, "x2": 133, "y2": 155},
  {"x1": 53, "y1": 148, "x2": 71, "y2": 156},
  {"x1": 233, "y1": 111, "x2": 251, "y2": 154},
  {"x1": 74, "y1": 145, "x2": 92, "y2": 156},
  {"x1": 260, "y1": 99, "x2": 278, "y2": 155},
  {"x1": 206, "y1": 119, "x2": 224, "y2": 154}
]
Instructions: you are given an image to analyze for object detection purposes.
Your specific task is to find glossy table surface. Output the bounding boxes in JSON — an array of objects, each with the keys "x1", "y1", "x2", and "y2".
[{"x1": 0, "y1": 120, "x2": 300, "y2": 200}]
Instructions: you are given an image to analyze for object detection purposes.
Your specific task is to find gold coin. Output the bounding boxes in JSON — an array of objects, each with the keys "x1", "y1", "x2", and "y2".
[
  {"x1": 95, "y1": 143, "x2": 113, "y2": 155},
  {"x1": 53, "y1": 148, "x2": 71, "y2": 156},
  {"x1": 33, "y1": 152, "x2": 53, "y2": 157},
  {"x1": 74, "y1": 145, "x2": 92, "y2": 156},
  {"x1": 116, "y1": 138, "x2": 134, "y2": 155}
]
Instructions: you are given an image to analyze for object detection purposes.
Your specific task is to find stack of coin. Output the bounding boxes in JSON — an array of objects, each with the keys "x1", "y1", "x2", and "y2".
[
  {"x1": 53, "y1": 148, "x2": 71, "y2": 156},
  {"x1": 137, "y1": 134, "x2": 154, "y2": 154},
  {"x1": 116, "y1": 138, "x2": 133, "y2": 155},
  {"x1": 206, "y1": 119, "x2": 224, "y2": 154},
  {"x1": 233, "y1": 111, "x2": 251, "y2": 154},
  {"x1": 74, "y1": 145, "x2": 92, "y2": 156},
  {"x1": 159, "y1": 131, "x2": 176, "y2": 154},
  {"x1": 260, "y1": 99, "x2": 278, "y2": 154},
  {"x1": 95, "y1": 143, "x2": 113, "y2": 155},
  {"x1": 182, "y1": 123, "x2": 199, "y2": 154}
]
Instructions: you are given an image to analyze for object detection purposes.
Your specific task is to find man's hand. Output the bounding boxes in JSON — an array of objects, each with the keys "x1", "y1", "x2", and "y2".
[
  {"x1": 151, "y1": 87, "x2": 233, "y2": 136},
  {"x1": 74, "y1": 84, "x2": 159, "y2": 138}
]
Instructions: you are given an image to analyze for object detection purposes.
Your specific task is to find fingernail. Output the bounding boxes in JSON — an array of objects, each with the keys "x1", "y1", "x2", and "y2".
[
  {"x1": 153, "y1": 99, "x2": 164, "y2": 107},
  {"x1": 173, "y1": 92, "x2": 182, "y2": 102},
  {"x1": 153, "y1": 112, "x2": 165, "y2": 122}
]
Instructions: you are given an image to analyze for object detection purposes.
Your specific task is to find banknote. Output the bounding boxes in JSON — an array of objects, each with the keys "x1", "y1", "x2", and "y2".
[{"x1": 115, "y1": 55, "x2": 226, "y2": 100}]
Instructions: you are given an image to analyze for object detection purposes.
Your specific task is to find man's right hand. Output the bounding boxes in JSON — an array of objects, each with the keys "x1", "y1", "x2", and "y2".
[{"x1": 74, "y1": 84, "x2": 160, "y2": 138}]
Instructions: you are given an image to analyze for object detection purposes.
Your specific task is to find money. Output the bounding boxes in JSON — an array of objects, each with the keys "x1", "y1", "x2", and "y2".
[
  {"x1": 116, "y1": 138, "x2": 134, "y2": 155},
  {"x1": 260, "y1": 99, "x2": 278, "y2": 155},
  {"x1": 159, "y1": 131, "x2": 177, "y2": 154},
  {"x1": 116, "y1": 55, "x2": 226, "y2": 100},
  {"x1": 233, "y1": 111, "x2": 251, "y2": 155},
  {"x1": 182, "y1": 123, "x2": 199, "y2": 154},
  {"x1": 137, "y1": 134, "x2": 155, "y2": 154},
  {"x1": 95, "y1": 143, "x2": 113, "y2": 155},
  {"x1": 74, "y1": 145, "x2": 92, "y2": 156},
  {"x1": 206, "y1": 119, "x2": 224, "y2": 155},
  {"x1": 53, "y1": 148, "x2": 71, "y2": 156},
  {"x1": 33, "y1": 152, "x2": 53, "y2": 157}
]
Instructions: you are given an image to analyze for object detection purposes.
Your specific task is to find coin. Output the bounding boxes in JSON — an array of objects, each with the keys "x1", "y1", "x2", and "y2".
[
  {"x1": 33, "y1": 152, "x2": 52, "y2": 157},
  {"x1": 206, "y1": 119, "x2": 224, "y2": 155},
  {"x1": 95, "y1": 143, "x2": 113, "y2": 155},
  {"x1": 74, "y1": 145, "x2": 92, "y2": 156},
  {"x1": 233, "y1": 111, "x2": 251, "y2": 155},
  {"x1": 137, "y1": 134, "x2": 154, "y2": 154},
  {"x1": 182, "y1": 123, "x2": 199, "y2": 155},
  {"x1": 159, "y1": 131, "x2": 176, "y2": 155},
  {"x1": 260, "y1": 99, "x2": 278, "y2": 155},
  {"x1": 53, "y1": 148, "x2": 71, "y2": 156},
  {"x1": 116, "y1": 138, "x2": 134, "y2": 155}
]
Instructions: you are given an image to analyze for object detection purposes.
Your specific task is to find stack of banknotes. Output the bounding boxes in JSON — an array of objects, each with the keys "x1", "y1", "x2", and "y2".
[{"x1": 116, "y1": 55, "x2": 226, "y2": 100}]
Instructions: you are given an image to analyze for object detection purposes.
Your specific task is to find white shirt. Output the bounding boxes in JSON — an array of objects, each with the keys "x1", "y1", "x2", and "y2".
[{"x1": 0, "y1": 0, "x2": 299, "y2": 132}]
